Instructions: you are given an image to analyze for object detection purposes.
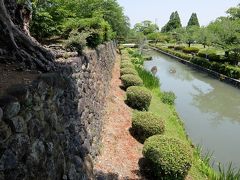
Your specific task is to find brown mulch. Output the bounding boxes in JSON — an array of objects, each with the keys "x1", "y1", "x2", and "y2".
[{"x1": 94, "y1": 54, "x2": 144, "y2": 180}]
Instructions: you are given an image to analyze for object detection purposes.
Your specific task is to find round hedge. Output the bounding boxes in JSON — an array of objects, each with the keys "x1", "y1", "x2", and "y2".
[
  {"x1": 121, "y1": 62, "x2": 134, "y2": 69},
  {"x1": 120, "y1": 68, "x2": 138, "y2": 76},
  {"x1": 132, "y1": 111, "x2": 165, "y2": 143},
  {"x1": 121, "y1": 75, "x2": 143, "y2": 89},
  {"x1": 126, "y1": 86, "x2": 151, "y2": 110},
  {"x1": 143, "y1": 135, "x2": 193, "y2": 179}
]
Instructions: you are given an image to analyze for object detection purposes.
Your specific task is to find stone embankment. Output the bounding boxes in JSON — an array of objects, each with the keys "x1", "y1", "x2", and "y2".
[{"x1": 0, "y1": 42, "x2": 116, "y2": 179}]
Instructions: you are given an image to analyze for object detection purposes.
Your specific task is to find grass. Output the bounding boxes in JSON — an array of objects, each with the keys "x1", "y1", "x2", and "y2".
[{"x1": 122, "y1": 47, "x2": 240, "y2": 179}]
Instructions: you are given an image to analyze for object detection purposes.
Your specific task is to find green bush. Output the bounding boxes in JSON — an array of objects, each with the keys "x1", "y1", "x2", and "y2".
[
  {"x1": 168, "y1": 45, "x2": 175, "y2": 49},
  {"x1": 132, "y1": 111, "x2": 165, "y2": 143},
  {"x1": 143, "y1": 135, "x2": 193, "y2": 179},
  {"x1": 126, "y1": 86, "x2": 152, "y2": 110},
  {"x1": 131, "y1": 57, "x2": 144, "y2": 65},
  {"x1": 183, "y1": 47, "x2": 199, "y2": 54},
  {"x1": 198, "y1": 51, "x2": 221, "y2": 62},
  {"x1": 161, "y1": 91, "x2": 176, "y2": 105},
  {"x1": 120, "y1": 68, "x2": 138, "y2": 76},
  {"x1": 174, "y1": 46, "x2": 185, "y2": 51},
  {"x1": 121, "y1": 75, "x2": 143, "y2": 89},
  {"x1": 191, "y1": 57, "x2": 211, "y2": 69},
  {"x1": 64, "y1": 30, "x2": 89, "y2": 54},
  {"x1": 120, "y1": 62, "x2": 135, "y2": 69}
]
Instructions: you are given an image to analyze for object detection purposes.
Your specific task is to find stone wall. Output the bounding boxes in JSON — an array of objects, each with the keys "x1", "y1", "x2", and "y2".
[{"x1": 0, "y1": 42, "x2": 116, "y2": 179}]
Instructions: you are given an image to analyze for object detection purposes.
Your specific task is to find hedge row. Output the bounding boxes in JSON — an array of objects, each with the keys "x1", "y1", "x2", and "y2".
[
  {"x1": 121, "y1": 48, "x2": 193, "y2": 179},
  {"x1": 155, "y1": 45, "x2": 192, "y2": 61},
  {"x1": 191, "y1": 57, "x2": 240, "y2": 79},
  {"x1": 153, "y1": 45, "x2": 240, "y2": 79}
]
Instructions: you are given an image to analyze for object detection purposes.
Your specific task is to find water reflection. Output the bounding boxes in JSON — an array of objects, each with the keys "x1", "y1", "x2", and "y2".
[{"x1": 144, "y1": 50, "x2": 240, "y2": 168}]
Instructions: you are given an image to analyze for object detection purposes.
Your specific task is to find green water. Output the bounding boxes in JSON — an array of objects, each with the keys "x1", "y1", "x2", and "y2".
[{"x1": 144, "y1": 50, "x2": 240, "y2": 168}]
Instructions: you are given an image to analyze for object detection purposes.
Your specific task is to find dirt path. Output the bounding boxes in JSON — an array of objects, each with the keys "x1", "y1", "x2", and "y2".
[{"x1": 94, "y1": 54, "x2": 144, "y2": 179}]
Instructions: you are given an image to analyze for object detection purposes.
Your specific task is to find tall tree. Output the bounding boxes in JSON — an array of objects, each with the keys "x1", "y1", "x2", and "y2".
[
  {"x1": 161, "y1": 11, "x2": 182, "y2": 32},
  {"x1": 0, "y1": 0, "x2": 55, "y2": 71},
  {"x1": 134, "y1": 20, "x2": 159, "y2": 35},
  {"x1": 187, "y1": 13, "x2": 200, "y2": 27}
]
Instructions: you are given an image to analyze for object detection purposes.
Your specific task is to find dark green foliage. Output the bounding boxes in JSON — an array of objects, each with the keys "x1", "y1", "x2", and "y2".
[
  {"x1": 132, "y1": 111, "x2": 165, "y2": 143},
  {"x1": 191, "y1": 57, "x2": 240, "y2": 79},
  {"x1": 126, "y1": 86, "x2": 152, "y2": 111},
  {"x1": 120, "y1": 68, "x2": 138, "y2": 76},
  {"x1": 182, "y1": 47, "x2": 199, "y2": 54},
  {"x1": 161, "y1": 91, "x2": 176, "y2": 105},
  {"x1": 161, "y1": 11, "x2": 182, "y2": 32},
  {"x1": 187, "y1": 13, "x2": 200, "y2": 27},
  {"x1": 143, "y1": 135, "x2": 193, "y2": 179},
  {"x1": 174, "y1": 46, "x2": 185, "y2": 51},
  {"x1": 121, "y1": 74, "x2": 143, "y2": 88},
  {"x1": 135, "y1": 66, "x2": 160, "y2": 89},
  {"x1": 168, "y1": 45, "x2": 175, "y2": 49}
]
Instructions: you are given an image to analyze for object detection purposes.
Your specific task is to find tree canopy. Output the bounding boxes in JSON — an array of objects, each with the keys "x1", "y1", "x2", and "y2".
[
  {"x1": 161, "y1": 11, "x2": 182, "y2": 32},
  {"x1": 187, "y1": 13, "x2": 200, "y2": 28}
]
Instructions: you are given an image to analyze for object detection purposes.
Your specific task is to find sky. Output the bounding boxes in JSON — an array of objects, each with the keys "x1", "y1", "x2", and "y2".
[{"x1": 117, "y1": 0, "x2": 239, "y2": 28}]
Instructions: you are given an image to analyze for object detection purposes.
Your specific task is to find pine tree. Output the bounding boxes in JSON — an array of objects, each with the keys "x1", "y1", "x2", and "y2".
[
  {"x1": 187, "y1": 13, "x2": 200, "y2": 27},
  {"x1": 161, "y1": 11, "x2": 182, "y2": 32}
]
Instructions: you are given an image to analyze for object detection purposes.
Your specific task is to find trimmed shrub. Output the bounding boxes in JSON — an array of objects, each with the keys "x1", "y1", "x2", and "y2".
[
  {"x1": 198, "y1": 51, "x2": 221, "y2": 62},
  {"x1": 183, "y1": 47, "x2": 199, "y2": 54},
  {"x1": 143, "y1": 135, "x2": 193, "y2": 179},
  {"x1": 168, "y1": 45, "x2": 175, "y2": 49},
  {"x1": 161, "y1": 91, "x2": 176, "y2": 105},
  {"x1": 120, "y1": 68, "x2": 138, "y2": 76},
  {"x1": 121, "y1": 75, "x2": 143, "y2": 89},
  {"x1": 120, "y1": 62, "x2": 135, "y2": 69},
  {"x1": 126, "y1": 86, "x2": 152, "y2": 110},
  {"x1": 174, "y1": 46, "x2": 185, "y2": 51},
  {"x1": 191, "y1": 57, "x2": 211, "y2": 69},
  {"x1": 132, "y1": 111, "x2": 165, "y2": 143}
]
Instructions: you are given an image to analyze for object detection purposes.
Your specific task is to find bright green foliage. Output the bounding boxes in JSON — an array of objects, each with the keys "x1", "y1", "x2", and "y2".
[
  {"x1": 121, "y1": 74, "x2": 143, "y2": 89},
  {"x1": 134, "y1": 20, "x2": 159, "y2": 35},
  {"x1": 161, "y1": 11, "x2": 182, "y2": 32},
  {"x1": 64, "y1": 30, "x2": 89, "y2": 54},
  {"x1": 120, "y1": 62, "x2": 135, "y2": 69},
  {"x1": 161, "y1": 91, "x2": 176, "y2": 105},
  {"x1": 30, "y1": 0, "x2": 130, "y2": 41},
  {"x1": 126, "y1": 86, "x2": 152, "y2": 111},
  {"x1": 134, "y1": 66, "x2": 160, "y2": 89},
  {"x1": 187, "y1": 13, "x2": 200, "y2": 27},
  {"x1": 120, "y1": 68, "x2": 138, "y2": 76},
  {"x1": 132, "y1": 111, "x2": 165, "y2": 143},
  {"x1": 143, "y1": 135, "x2": 193, "y2": 179}
]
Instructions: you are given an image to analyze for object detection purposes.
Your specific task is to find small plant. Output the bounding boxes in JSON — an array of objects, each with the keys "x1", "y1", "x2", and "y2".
[
  {"x1": 120, "y1": 68, "x2": 138, "y2": 76},
  {"x1": 135, "y1": 66, "x2": 160, "y2": 89},
  {"x1": 143, "y1": 56, "x2": 153, "y2": 61},
  {"x1": 126, "y1": 86, "x2": 152, "y2": 110},
  {"x1": 143, "y1": 135, "x2": 193, "y2": 179},
  {"x1": 64, "y1": 30, "x2": 89, "y2": 54},
  {"x1": 174, "y1": 46, "x2": 185, "y2": 51},
  {"x1": 161, "y1": 91, "x2": 176, "y2": 105},
  {"x1": 121, "y1": 74, "x2": 143, "y2": 89},
  {"x1": 132, "y1": 111, "x2": 165, "y2": 143}
]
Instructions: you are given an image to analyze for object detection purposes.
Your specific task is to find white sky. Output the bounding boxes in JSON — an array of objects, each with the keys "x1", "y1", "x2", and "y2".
[{"x1": 117, "y1": 0, "x2": 239, "y2": 28}]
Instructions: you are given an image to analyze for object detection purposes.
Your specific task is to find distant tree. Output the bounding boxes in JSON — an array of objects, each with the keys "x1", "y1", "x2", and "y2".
[
  {"x1": 226, "y1": 4, "x2": 240, "y2": 20},
  {"x1": 187, "y1": 13, "x2": 200, "y2": 27},
  {"x1": 182, "y1": 26, "x2": 199, "y2": 47},
  {"x1": 161, "y1": 11, "x2": 182, "y2": 32},
  {"x1": 196, "y1": 27, "x2": 214, "y2": 48},
  {"x1": 134, "y1": 20, "x2": 159, "y2": 35}
]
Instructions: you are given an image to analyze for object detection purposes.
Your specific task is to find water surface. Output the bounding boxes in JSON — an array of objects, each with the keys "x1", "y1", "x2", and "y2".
[{"x1": 144, "y1": 50, "x2": 240, "y2": 168}]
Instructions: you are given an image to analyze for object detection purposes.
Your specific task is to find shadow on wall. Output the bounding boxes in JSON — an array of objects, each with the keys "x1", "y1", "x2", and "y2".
[{"x1": 0, "y1": 42, "x2": 116, "y2": 179}]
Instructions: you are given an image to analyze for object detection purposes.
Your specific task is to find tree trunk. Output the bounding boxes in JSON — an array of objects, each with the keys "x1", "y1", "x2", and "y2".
[
  {"x1": 188, "y1": 42, "x2": 191, "y2": 47},
  {"x1": 0, "y1": 0, "x2": 56, "y2": 72}
]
